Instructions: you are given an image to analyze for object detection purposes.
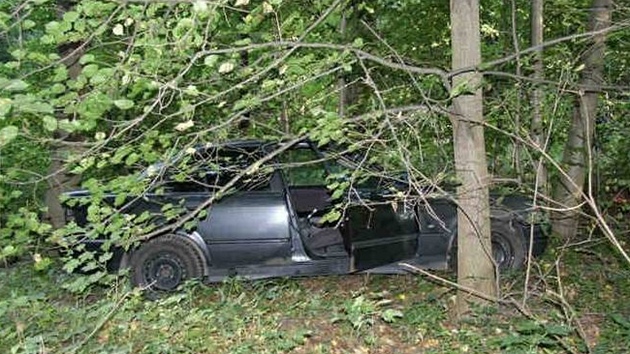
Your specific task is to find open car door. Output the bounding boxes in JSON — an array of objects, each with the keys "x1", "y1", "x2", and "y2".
[
  {"x1": 345, "y1": 197, "x2": 419, "y2": 271},
  {"x1": 279, "y1": 141, "x2": 419, "y2": 272}
]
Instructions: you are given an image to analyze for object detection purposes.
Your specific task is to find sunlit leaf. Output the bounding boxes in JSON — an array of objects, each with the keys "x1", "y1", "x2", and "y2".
[
  {"x1": 262, "y1": 1, "x2": 273, "y2": 13},
  {"x1": 204, "y1": 55, "x2": 219, "y2": 67},
  {"x1": 2, "y1": 79, "x2": 28, "y2": 92},
  {"x1": 112, "y1": 23, "x2": 124, "y2": 36},
  {"x1": 175, "y1": 120, "x2": 195, "y2": 132},
  {"x1": 0, "y1": 125, "x2": 19, "y2": 147},
  {"x1": 114, "y1": 99, "x2": 135, "y2": 110},
  {"x1": 0, "y1": 98, "x2": 11, "y2": 118},
  {"x1": 193, "y1": 0, "x2": 208, "y2": 13},
  {"x1": 219, "y1": 62, "x2": 235, "y2": 74},
  {"x1": 42, "y1": 116, "x2": 58, "y2": 132}
]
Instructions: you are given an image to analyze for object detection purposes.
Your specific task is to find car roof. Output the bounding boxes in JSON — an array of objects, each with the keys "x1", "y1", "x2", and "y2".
[
  {"x1": 197, "y1": 139, "x2": 315, "y2": 153},
  {"x1": 199, "y1": 139, "x2": 267, "y2": 150}
]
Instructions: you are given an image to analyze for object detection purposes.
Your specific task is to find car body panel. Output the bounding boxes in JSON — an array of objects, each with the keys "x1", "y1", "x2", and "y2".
[
  {"x1": 346, "y1": 201, "x2": 419, "y2": 271},
  {"x1": 198, "y1": 191, "x2": 292, "y2": 266}
]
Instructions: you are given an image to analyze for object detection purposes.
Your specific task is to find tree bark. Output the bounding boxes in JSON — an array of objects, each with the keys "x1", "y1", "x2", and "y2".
[
  {"x1": 43, "y1": 50, "x2": 84, "y2": 229},
  {"x1": 450, "y1": 0, "x2": 496, "y2": 316},
  {"x1": 338, "y1": 8, "x2": 347, "y2": 118},
  {"x1": 510, "y1": 0, "x2": 523, "y2": 177},
  {"x1": 530, "y1": 0, "x2": 548, "y2": 194},
  {"x1": 43, "y1": 1, "x2": 84, "y2": 229},
  {"x1": 552, "y1": 0, "x2": 611, "y2": 240}
]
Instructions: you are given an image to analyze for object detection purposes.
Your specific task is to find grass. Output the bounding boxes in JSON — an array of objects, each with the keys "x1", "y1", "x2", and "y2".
[{"x1": 2, "y1": 241, "x2": 630, "y2": 353}]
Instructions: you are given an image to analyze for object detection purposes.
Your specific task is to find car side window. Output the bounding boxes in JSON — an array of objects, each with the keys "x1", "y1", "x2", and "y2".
[
  {"x1": 163, "y1": 180, "x2": 208, "y2": 193},
  {"x1": 155, "y1": 158, "x2": 211, "y2": 193},
  {"x1": 198, "y1": 147, "x2": 272, "y2": 192},
  {"x1": 146, "y1": 145, "x2": 274, "y2": 193},
  {"x1": 280, "y1": 149, "x2": 330, "y2": 187}
]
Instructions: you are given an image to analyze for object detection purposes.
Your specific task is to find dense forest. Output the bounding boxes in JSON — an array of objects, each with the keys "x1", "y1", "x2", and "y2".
[{"x1": 1, "y1": 0, "x2": 630, "y2": 352}]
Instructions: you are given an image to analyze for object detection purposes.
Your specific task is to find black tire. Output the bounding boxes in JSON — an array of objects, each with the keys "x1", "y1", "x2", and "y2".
[
  {"x1": 129, "y1": 234, "x2": 207, "y2": 292},
  {"x1": 448, "y1": 219, "x2": 526, "y2": 272},
  {"x1": 491, "y1": 220, "x2": 526, "y2": 271}
]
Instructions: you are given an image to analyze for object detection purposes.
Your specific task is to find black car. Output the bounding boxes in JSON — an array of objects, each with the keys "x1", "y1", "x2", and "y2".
[{"x1": 63, "y1": 140, "x2": 547, "y2": 292}]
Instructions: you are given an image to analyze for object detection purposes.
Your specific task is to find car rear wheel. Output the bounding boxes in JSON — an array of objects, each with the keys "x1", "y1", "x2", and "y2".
[
  {"x1": 448, "y1": 219, "x2": 526, "y2": 271},
  {"x1": 129, "y1": 234, "x2": 207, "y2": 292},
  {"x1": 491, "y1": 220, "x2": 526, "y2": 270}
]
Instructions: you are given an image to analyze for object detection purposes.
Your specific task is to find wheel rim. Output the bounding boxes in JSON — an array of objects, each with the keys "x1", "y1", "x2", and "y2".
[
  {"x1": 492, "y1": 237, "x2": 514, "y2": 269},
  {"x1": 142, "y1": 252, "x2": 186, "y2": 290}
]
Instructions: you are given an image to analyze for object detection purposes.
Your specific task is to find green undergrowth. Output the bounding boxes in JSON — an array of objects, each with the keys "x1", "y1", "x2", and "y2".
[{"x1": 2, "y1": 245, "x2": 630, "y2": 354}]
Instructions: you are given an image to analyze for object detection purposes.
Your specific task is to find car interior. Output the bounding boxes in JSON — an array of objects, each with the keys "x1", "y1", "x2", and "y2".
[{"x1": 280, "y1": 149, "x2": 347, "y2": 258}]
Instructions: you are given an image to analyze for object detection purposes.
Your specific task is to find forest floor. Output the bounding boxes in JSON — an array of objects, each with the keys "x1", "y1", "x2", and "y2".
[{"x1": 2, "y1": 239, "x2": 630, "y2": 353}]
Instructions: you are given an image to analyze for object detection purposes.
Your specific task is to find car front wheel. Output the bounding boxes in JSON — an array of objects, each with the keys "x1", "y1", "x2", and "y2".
[{"x1": 129, "y1": 234, "x2": 207, "y2": 292}]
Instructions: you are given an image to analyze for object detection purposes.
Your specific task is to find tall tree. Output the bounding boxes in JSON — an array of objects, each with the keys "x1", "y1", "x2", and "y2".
[
  {"x1": 530, "y1": 0, "x2": 547, "y2": 194},
  {"x1": 42, "y1": 0, "x2": 85, "y2": 229},
  {"x1": 552, "y1": 0, "x2": 612, "y2": 240},
  {"x1": 450, "y1": 0, "x2": 496, "y2": 315}
]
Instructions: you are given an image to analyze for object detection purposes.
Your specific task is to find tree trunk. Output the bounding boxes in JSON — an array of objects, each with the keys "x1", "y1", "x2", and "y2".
[
  {"x1": 43, "y1": 1, "x2": 84, "y2": 229},
  {"x1": 552, "y1": 0, "x2": 611, "y2": 240},
  {"x1": 338, "y1": 8, "x2": 347, "y2": 118},
  {"x1": 450, "y1": 0, "x2": 496, "y2": 316},
  {"x1": 530, "y1": 0, "x2": 548, "y2": 195},
  {"x1": 43, "y1": 49, "x2": 85, "y2": 229},
  {"x1": 510, "y1": 0, "x2": 523, "y2": 177}
]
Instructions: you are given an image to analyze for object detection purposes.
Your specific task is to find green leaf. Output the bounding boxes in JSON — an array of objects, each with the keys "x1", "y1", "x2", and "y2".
[
  {"x1": 331, "y1": 187, "x2": 345, "y2": 200},
  {"x1": 114, "y1": 193, "x2": 127, "y2": 206},
  {"x1": 53, "y1": 65, "x2": 68, "y2": 82},
  {"x1": 43, "y1": 116, "x2": 58, "y2": 131},
  {"x1": 22, "y1": 19, "x2": 36, "y2": 29},
  {"x1": 114, "y1": 99, "x2": 134, "y2": 110},
  {"x1": 175, "y1": 120, "x2": 194, "y2": 131},
  {"x1": 112, "y1": 23, "x2": 124, "y2": 36},
  {"x1": 233, "y1": 37, "x2": 251, "y2": 46},
  {"x1": 544, "y1": 324, "x2": 571, "y2": 336},
  {"x1": 11, "y1": 49, "x2": 26, "y2": 60},
  {"x1": 79, "y1": 54, "x2": 95, "y2": 64},
  {"x1": 62, "y1": 257, "x2": 81, "y2": 273},
  {"x1": 45, "y1": 21, "x2": 61, "y2": 35},
  {"x1": 63, "y1": 11, "x2": 79, "y2": 23},
  {"x1": 219, "y1": 62, "x2": 235, "y2": 73},
  {"x1": 125, "y1": 152, "x2": 139, "y2": 166},
  {"x1": 204, "y1": 55, "x2": 219, "y2": 67},
  {"x1": 0, "y1": 125, "x2": 19, "y2": 147},
  {"x1": 2, "y1": 79, "x2": 29, "y2": 92},
  {"x1": 58, "y1": 119, "x2": 79, "y2": 132},
  {"x1": 1, "y1": 245, "x2": 17, "y2": 258},
  {"x1": 33, "y1": 255, "x2": 52, "y2": 271},
  {"x1": 91, "y1": 68, "x2": 115, "y2": 85},
  {"x1": 193, "y1": 0, "x2": 209, "y2": 14},
  {"x1": 19, "y1": 102, "x2": 54, "y2": 114},
  {"x1": 352, "y1": 37, "x2": 364, "y2": 48},
  {"x1": 50, "y1": 83, "x2": 66, "y2": 94},
  {"x1": 173, "y1": 18, "x2": 194, "y2": 38},
  {"x1": 321, "y1": 209, "x2": 341, "y2": 223},
  {"x1": 0, "y1": 98, "x2": 11, "y2": 118},
  {"x1": 381, "y1": 309, "x2": 403, "y2": 323},
  {"x1": 82, "y1": 64, "x2": 99, "y2": 78}
]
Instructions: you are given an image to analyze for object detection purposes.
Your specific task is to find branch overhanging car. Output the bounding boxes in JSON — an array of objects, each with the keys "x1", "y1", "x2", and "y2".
[{"x1": 63, "y1": 140, "x2": 548, "y2": 292}]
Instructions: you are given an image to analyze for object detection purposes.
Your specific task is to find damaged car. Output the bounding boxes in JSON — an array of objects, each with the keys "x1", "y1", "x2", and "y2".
[{"x1": 63, "y1": 140, "x2": 547, "y2": 292}]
